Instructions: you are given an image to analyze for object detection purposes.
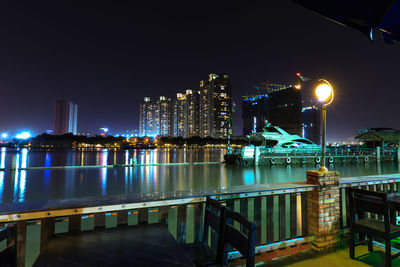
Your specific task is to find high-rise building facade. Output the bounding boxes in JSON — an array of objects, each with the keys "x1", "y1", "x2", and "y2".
[
  {"x1": 300, "y1": 80, "x2": 321, "y2": 144},
  {"x1": 53, "y1": 99, "x2": 78, "y2": 135},
  {"x1": 199, "y1": 74, "x2": 232, "y2": 138},
  {"x1": 139, "y1": 96, "x2": 172, "y2": 137},
  {"x1": 242, "y1": 94, "x2": 268, "y2": 135},
  {"x1": 159, "y1": 96, "x2": 172, "y2": 136},
  {"x1": 186, "y1": 90, "x2": 200, "y2": 137},
  {"x1": 173, "y1": 93, "x2": 188, "y2": 137},
  {"x1": 242, "y1": 86, "x2": 302, "y2": 136}
]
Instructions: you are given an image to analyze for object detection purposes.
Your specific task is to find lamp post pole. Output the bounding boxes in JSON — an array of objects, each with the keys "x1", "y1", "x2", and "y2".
[{"x1": 320, "y1": 105, "x2": 328, "y2": 172}]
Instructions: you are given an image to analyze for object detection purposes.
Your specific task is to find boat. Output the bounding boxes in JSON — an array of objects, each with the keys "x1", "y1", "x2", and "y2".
[{"x1": 225, "y1": 121, "x2": 321, "y2": 165}]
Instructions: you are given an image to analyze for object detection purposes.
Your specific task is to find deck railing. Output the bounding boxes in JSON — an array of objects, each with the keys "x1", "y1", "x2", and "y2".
[
  {"x1": 2, "y1": 174, "x2": 400, "y2": 266},
  {"x1": 0, "y1": 182, "x2": 315, "y2": 267}
]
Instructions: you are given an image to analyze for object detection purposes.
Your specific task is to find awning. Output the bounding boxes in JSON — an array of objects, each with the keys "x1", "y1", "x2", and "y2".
[{"x1": 291, "y1": 0, "x2": 400, "y2": 44}]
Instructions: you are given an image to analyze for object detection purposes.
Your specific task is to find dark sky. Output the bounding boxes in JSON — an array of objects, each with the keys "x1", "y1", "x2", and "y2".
[{"x1": 0, "y1": 0, "x2": 399, "y2": 142}]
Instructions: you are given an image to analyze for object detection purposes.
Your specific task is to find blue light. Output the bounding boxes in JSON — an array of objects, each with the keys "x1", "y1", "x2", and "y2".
[
  {"x1": 15, "y1": 132, "x2": 31, "y2": 140},
  {"x1": 1, "y1": 133, "x2": 7, "y2": 139},
  {"x1": 370, "y1": 28, "x2": 373, "y2": 41}
]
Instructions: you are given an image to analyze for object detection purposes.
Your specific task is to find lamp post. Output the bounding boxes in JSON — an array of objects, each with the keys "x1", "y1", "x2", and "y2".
[{"x1": 315, "y1": 79, "x2": 334, "y2": 172}]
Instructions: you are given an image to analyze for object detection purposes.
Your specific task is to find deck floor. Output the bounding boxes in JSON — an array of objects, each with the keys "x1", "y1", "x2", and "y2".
[{"x1": 259, "y1": 243, "x2": 400, "y2": 267}]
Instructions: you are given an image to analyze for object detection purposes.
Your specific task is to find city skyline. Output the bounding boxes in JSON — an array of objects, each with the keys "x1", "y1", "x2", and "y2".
[{"x1": 0, "y1": 1, "x2": 399, "y2": 142}]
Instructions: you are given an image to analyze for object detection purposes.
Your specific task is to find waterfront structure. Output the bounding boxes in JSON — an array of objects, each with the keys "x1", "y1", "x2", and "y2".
[
  {"x1": 199, "y1": 74, "x2": 232, "y2": 138},
  {"x1": 139, "y1": 96, "x2": 172, "y2": 137},
  {"x1": 53, "y1": 99, "x2": 78, "y2": 135},
  {"x1": 242, "y1": 86, "x2": 302, "y2": 136}
]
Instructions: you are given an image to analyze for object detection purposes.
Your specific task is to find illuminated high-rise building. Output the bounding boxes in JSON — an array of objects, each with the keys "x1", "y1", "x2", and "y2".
[
  {"x1": 186, "y1": 90, "x2": 200, "y2": 137},
  {"x1": 173, "y1": 93, "x2": 188, "y2": 137},
  {"x1": 159, "y1": 96, "x2": 173, "y2": 136},
  {"x1": 53, "y1": 99, "x2": 78, "y2": 135},
  {"x1": 199, "y1": 74, "x2": 232, "y2": 138},
  {"x1": 139, "y1": 96, "x2": 172, "y2": 137}
]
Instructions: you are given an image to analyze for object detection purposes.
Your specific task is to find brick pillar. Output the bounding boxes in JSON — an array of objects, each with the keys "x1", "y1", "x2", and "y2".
[{"x1": 306, "y1": 170, "x2": 340, "y2": 251}]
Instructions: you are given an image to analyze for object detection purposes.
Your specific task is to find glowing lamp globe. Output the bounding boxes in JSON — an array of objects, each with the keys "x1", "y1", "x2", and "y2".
[{"x1": 315, "y1": 81, "x2": 334, "y2": 104}]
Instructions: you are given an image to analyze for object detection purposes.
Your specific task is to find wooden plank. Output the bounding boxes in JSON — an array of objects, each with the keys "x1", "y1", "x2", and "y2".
[
  {"x1": 254, "y1": 197, "x2": 262, "y2": 245},
  {"x1": 193, "y1": 203, "x2": 203, "y2": 243},
  {"x1": 117, "y1": 210, "x2": 128, "y2": 227},
  {"x1": 40, "y1": 218, "x2": 54, "y2": 252},
  {"x1": 138, "y1": 208, "x2": 148, "y2": 225},
  {"x1": 290, "y1": 193, "x2": 297, "y2": 239},
  {"x1": 301, "y1": 192, "x2": 308, "y2": 236},
  {"x1": 158, "y1": 206, "x2": 169, "y2": 225},
  {"x1": 94, "y1": 212, "x2": 105, "y2": 229},
  {"x1": 16, "y1": 221, "x2": 26, "y2": 267},
  {"x1": 240, "y1": 198, "x2": 248, "y2": 234},
  {"x1": 279, "y1": 194, "x2": 286, "y2": 241},
  {"x1": 177, "y1": 205, "x2": 187, "y2": 244},
  {"x1": 266, "y1": 195, "x2": 274, "y2": 243},
  {"x1": 68, "y1": 215, "x2": 81, "y2": 232}
]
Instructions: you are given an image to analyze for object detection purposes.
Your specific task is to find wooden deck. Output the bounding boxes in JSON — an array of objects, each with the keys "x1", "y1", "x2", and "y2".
[{"x1": 260, "y1": 242, "x2": 400, "y2": 267}]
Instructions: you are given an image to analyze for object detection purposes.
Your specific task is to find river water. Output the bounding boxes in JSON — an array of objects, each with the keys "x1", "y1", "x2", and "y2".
[{"x1": 0, "y1": 147, "x2": 399, "y2": 203}]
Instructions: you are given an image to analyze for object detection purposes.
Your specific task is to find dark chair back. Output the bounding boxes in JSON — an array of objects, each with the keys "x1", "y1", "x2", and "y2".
[
  {"x1": 202, "y1": 197, "x2": 226, "y2": 263},
  {"x1": 222, "y1": 208, "x2": 256, "y2": 267},
  {"x1": 0, "y1": 223, "x2": 17, "y2": 267},
  {"x1": 349, "y1": 188, "x2": 388, "y2": 216}
]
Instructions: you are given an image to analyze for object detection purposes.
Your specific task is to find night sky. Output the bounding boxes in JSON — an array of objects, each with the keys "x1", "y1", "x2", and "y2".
[{"x1": 0, "y1": 0, "x2": 399, "y2": 142}]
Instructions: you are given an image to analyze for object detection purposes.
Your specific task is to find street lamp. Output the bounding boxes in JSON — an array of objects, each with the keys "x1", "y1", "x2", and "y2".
[{"x1": 315, "y1": 79, "x2": 334, "y2": 172}]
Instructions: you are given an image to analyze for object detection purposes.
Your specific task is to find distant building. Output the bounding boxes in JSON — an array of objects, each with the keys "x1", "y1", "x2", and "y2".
[
  {"x1": 53, "y1": 99, "x2": 78, "y2": 135},
  {"x1": 242, "y1": 94, "x2": 268, "y2": 135},
  {"x1": 173, "y1": 93, "x2": 188, "y2": 137},
  {"x1": 267, "y1": 87, "x2": 302, "y2": 136},
  {"x1": 199, "y1": 74, "x2": 232, "y2": 138},
  {"x1": 242, "y1": 85, "x2": 302, "y2": 136},
  {"x1": 242, "y1": 80, "x2": 321, "y2": 144},
  {"x1": 139, "y1": 96, "x2": 172, "y2": 137},
  {"x1": 300, "y1": 80, "x2": 321, "y2": 144},
  {"x1": 186, "y1": 90, "x2": 201, "y2": 137}
]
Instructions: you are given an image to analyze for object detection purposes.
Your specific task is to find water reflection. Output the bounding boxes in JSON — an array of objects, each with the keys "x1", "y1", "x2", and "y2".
[
  {"x1": 101, "y1": 149, "x2": 108, "y2": 195},
  {"x1": 0, "y1": 149, "x2": 398, "y2": 203},
  {"x1": 0, "y1": 148, "x2": 6, "y2": 197}
]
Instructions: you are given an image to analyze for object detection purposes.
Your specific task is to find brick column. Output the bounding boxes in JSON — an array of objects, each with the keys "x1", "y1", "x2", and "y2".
[{"x1": 306, "y1": 170, "x2": 340, "y2": 251}]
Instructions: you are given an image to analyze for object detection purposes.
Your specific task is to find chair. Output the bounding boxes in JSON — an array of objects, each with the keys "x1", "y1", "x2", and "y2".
[
  {"x1": 348, "y1": 188, "x2": 400, "y2": 267},
  {"x1": 182, "y1": 197, "x2": 226, "y2": 266},
  {"x1": 0, "y1": 223, "x2": 17, "y2": 267},
  {"x1": 222, "y1": 208, "x2": 256, "y2": 267}
]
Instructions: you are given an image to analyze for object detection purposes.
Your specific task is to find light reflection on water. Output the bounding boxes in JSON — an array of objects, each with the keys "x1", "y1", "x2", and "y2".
[{"x1": 0, "y1": 148, "x2": 398, "y2": 204}]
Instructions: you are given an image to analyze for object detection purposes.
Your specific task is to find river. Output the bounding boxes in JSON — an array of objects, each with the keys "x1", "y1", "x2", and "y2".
[{"x1": 0, "y1": 147, "x2": 399, "y2": 203}]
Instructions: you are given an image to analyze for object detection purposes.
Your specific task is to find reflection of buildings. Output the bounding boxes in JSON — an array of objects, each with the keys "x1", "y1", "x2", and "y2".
[
  {"x1": 242, "y1": 80, "x2": 320, "y2": 143},
  {"x1": 53, "y1": 99, "x2": 78, "y2": 135},
  {"x1": 200, "y1": 74, "x2": 232, "y2": 138},
  {"x1": 139, "y1": 96, "x2": 172, "y2": 137}
]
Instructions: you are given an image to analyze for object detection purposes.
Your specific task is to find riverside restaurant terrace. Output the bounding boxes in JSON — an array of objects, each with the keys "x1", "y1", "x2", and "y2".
[{"x1": 2, "y1": 171, "x2": 400, "y2": 266}]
